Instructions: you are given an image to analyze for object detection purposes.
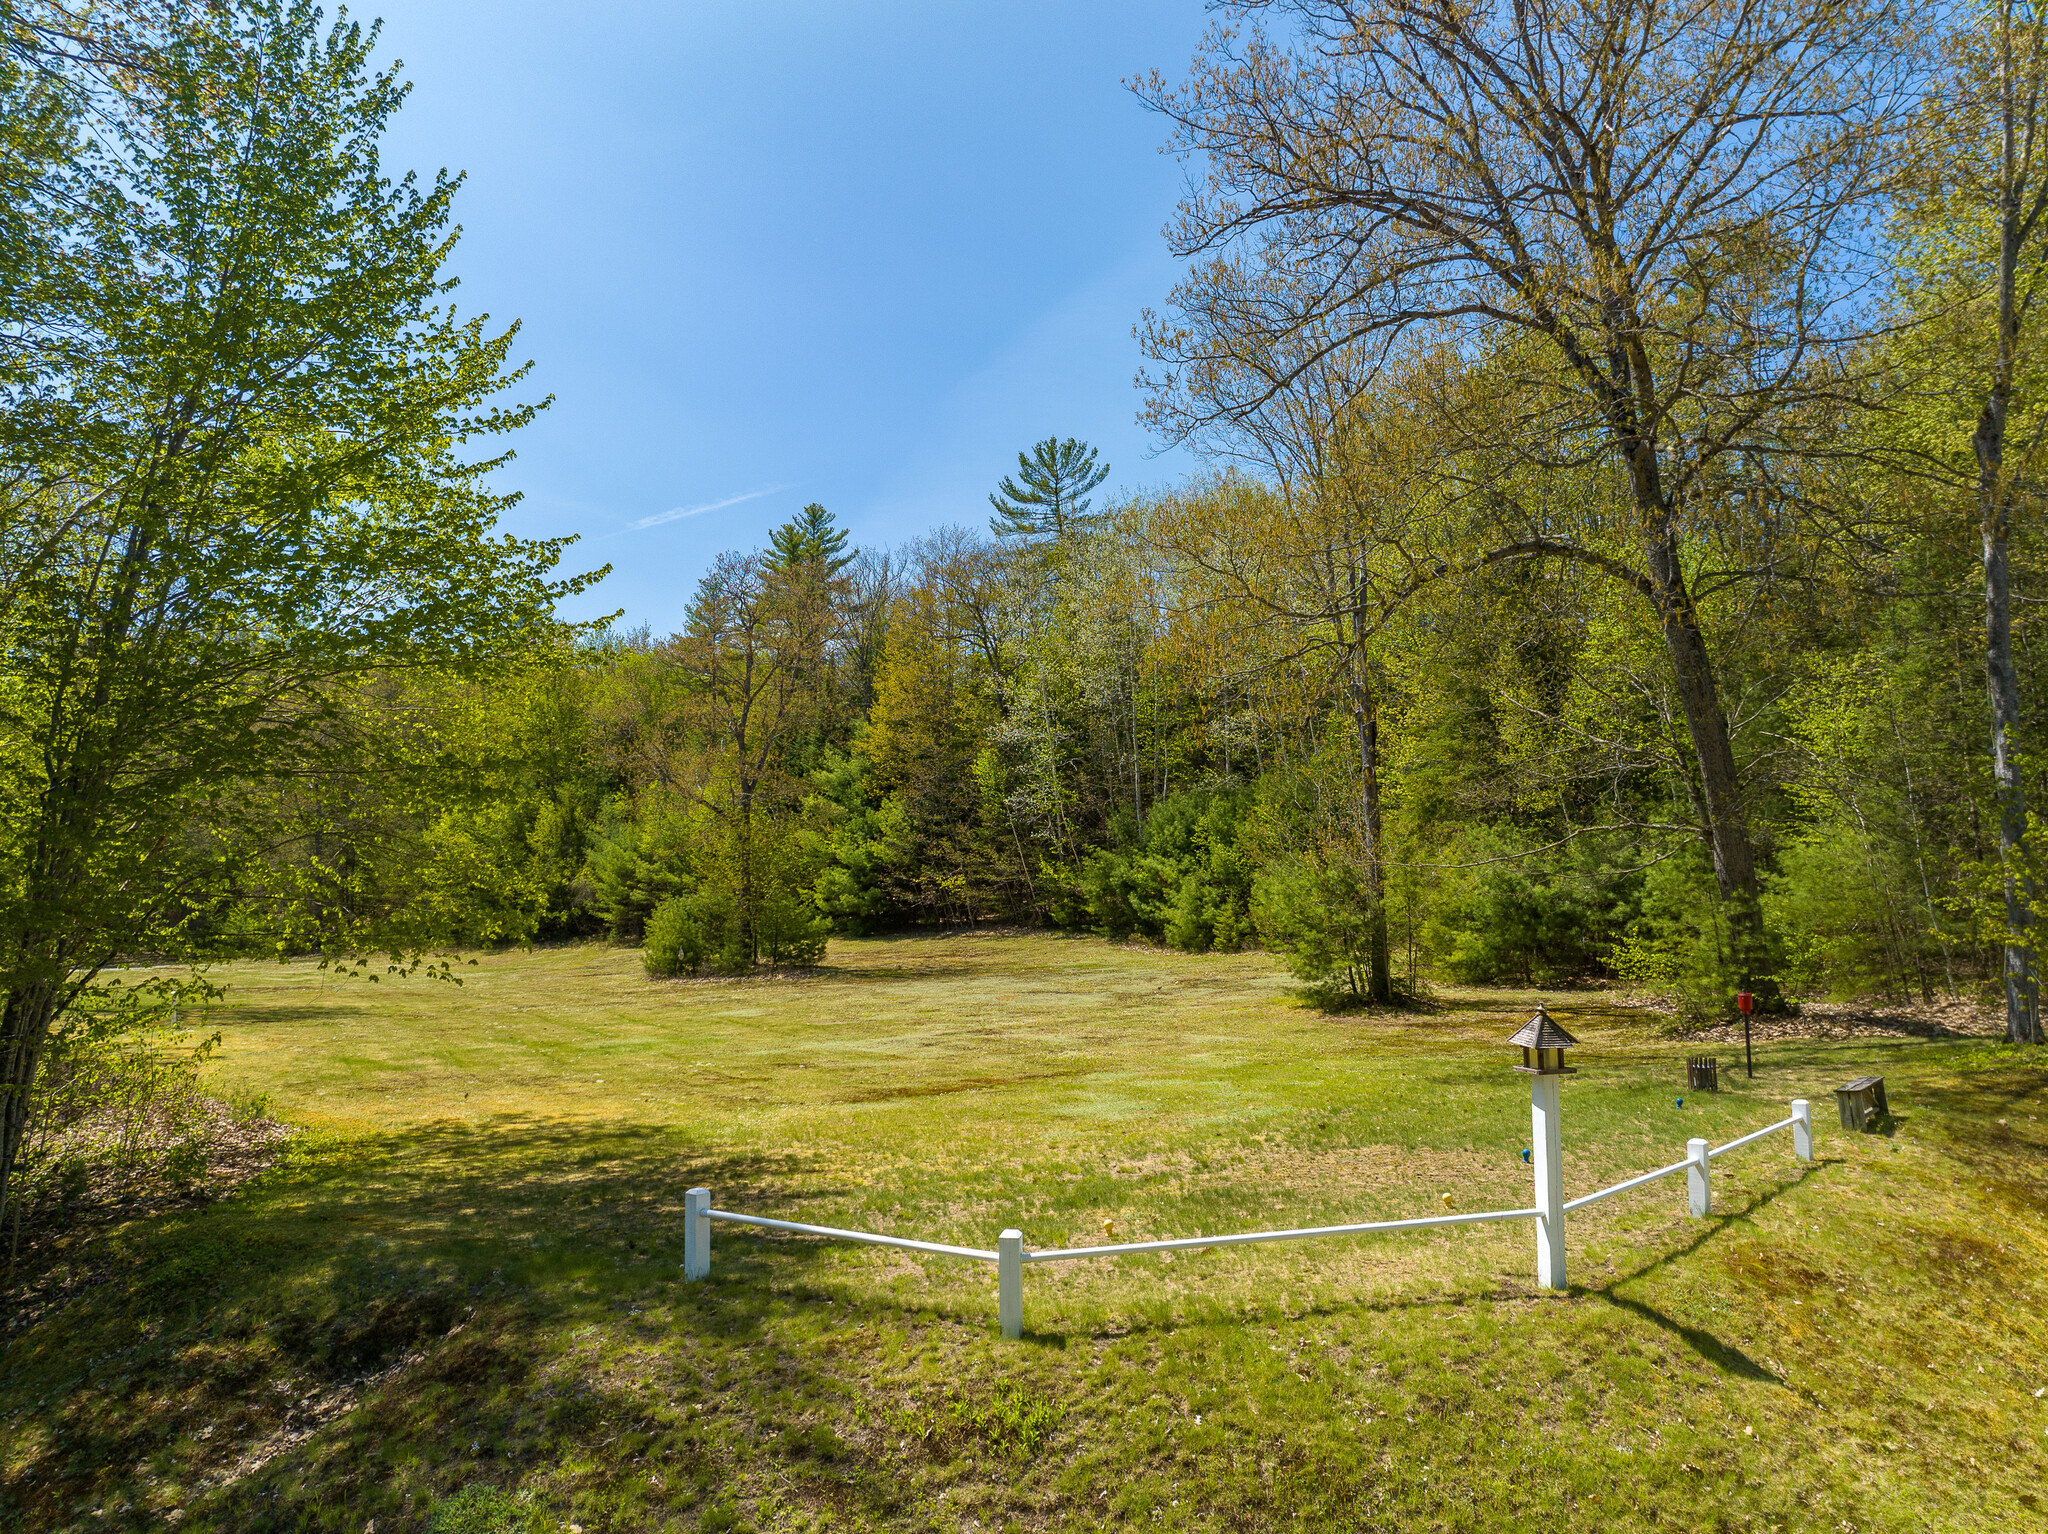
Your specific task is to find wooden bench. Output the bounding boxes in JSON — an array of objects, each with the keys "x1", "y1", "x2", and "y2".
[{"x1": 1835, "y1": 1076, "x2": 1889, "y2": 1131}]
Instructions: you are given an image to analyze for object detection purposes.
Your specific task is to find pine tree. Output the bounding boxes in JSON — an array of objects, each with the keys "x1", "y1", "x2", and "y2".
[
  {"x1": 988, "y1": 437, "x2": 1109, "y2": 538},
  {"x1": 767, "y1": 502, "x2": 853, "y2": 574}
]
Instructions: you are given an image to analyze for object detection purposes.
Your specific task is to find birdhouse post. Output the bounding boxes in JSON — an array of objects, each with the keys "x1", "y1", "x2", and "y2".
[{"x1": 1509, "y1": 1007, "x2": 1578, "y2": 1292}]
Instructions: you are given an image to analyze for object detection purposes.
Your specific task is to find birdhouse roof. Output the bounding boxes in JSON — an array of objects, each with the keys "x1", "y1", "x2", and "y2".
[{"x1": 1508, "y1": 1008, "x2": 1579, "y2": 1050}]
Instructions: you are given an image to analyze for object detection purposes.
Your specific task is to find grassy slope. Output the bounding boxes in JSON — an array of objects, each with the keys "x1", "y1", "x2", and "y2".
[{"x1": 2, "y1": 933, "x2": 2044, "y2": 1532}]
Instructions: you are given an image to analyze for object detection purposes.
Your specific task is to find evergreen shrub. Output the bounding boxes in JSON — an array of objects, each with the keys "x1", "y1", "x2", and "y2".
[
  {"x1": 1249, "y1": 858, "x2": 1380, "y2": 1003},
  {"x1": 642, "y1": 894, "x2": 709, "y2": 977}
]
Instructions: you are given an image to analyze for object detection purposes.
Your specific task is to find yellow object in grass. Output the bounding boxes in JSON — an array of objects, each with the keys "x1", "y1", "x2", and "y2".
[{"x1": 1441, "y1": 1193, "x2": 1455, "y2": 1209}]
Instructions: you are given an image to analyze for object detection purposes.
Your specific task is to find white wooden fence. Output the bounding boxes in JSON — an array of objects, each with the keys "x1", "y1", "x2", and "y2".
[{"x1": 682, "y1": 1098, "x2": 1815, "y2": 1339}]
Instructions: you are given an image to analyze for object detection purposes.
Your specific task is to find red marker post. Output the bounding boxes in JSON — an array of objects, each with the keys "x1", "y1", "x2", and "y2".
[{"x1": 1736, "y1": 991, "x2": 1755, "y2": 1079}]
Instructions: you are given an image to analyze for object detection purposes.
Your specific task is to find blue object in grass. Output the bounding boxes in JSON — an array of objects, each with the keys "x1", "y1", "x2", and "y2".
[
  {"x1": 1676, "y1": 1097, "x2": 1684, "y2": 1108},
  {"x1": 1520, "y1": 1148, "x2": 1531, "y2": 1163}
]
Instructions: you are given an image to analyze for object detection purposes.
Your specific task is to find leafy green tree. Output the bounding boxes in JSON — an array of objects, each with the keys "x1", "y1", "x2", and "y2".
[
  {"x1": 988, "y1": 437, "x2": 1109, "y2": 539},
  {"x1": 861, "y1": 551, "x2": 1014, "y2": 921},
  {"x1": 1885, "y1": 1, "x2": 2048, "y2": 1040},
  {"x1": 1078, "y1": 786, "x2": 1253, "y2": 951},
  {"x1": 643, "y1": 891, "x2": 715, "y2": 977},
  {"x1": 669, "y1": 549, "x2": 834, "y2": 960},
  {"x1": 586, "y1": 788, "x2": 700, "y2": 941},
  {"x1": 768, "y1": 502, "x2": 854, "y2": 574},
  {"x1": 0, "y1": 8, "x2": 100, "y2": 621},
  {"x1": 1250, "y1": 858, "x2": 1382, "y2": 1006},
  {"x1": 1150, "y1": 360, "x2": 1451, "y2": 1005},
  {"x1": 0, "y1": 4, "x2": 596, "y2": 1225},
  {"x1": 1143, "y1": 0, "x2": 1920, "y2": 1000}
]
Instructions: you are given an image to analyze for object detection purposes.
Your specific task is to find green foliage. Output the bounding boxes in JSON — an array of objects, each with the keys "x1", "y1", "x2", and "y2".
[
  {"x1": 1078, "y1": 787, "x2": 1253, "y2": 950},
  {"x1": 1607, "y1": 849, "x2": 1762, "y2": 1024},
  {"x1": 642, "y1": 895, "x2": 709, "y2": 978},
  {"x1": 1076, "y1": 847, "x2": 1170, "y2": 940},
  {"x1": 587, "y1": 792, "x2": 698, "y2": 942},
  {"x1": 428, "y1": 1485, "x2": 555, "y2": 1534},
  {"x1": 806, "y1": 752, "x2": 899, "y2": 934},
  {"x1": 754, "y1": 887, "x2": 829, "y2": 967},
  {"x1": 1765, "y1": 826, "x2": 1943, "y2": 1002},
  {"x1": 8, "y1": 8, "x2": 2009, "y2": 1045},
  {"x1": 766, "y1": 502, "x2": 853, "y2": 574},
  {"x1": 642, "y1": 878, "x2": 824, "y2": 979},
  {"x1": 0, "y1": 2, "x2": 597, "y2": 1213},
  {"x1": 1250, "y1": 859, "x2": 1380, "y2": 1004},
  {"x1": 1422, "y1": 829, "x2": 1641, "y2": 986},
  {"x1": 988, "y1": 436, "x2": 1110, "y2": 538}
]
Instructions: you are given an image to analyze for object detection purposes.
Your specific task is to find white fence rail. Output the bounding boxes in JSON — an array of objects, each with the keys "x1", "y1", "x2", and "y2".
[
  {"x1": 1711, "y1": 1114, "x2": 1801, "y2": 1159},
  {"x1": 1562, "y1": 1154, "x2": 1695, "y2": 1213},
  {"x1": 1020, "y1": 1205, "x2": 1540, "y2": 1263},
  {"x1": 691, "y1": 1202, "x2": 997, "y2": 1263},
  {"x1": 682, "y1": 1098, "x2": 1816, "y2": 1339}
]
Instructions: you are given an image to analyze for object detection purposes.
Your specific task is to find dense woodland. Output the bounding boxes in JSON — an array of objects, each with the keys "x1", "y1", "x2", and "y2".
[
  {"x1": 9, "y1": 0, "x2": 2048, "y2": 1227},
  {"x1": 400, "y1": 442, "x2": 2021, "y2": 1022}
]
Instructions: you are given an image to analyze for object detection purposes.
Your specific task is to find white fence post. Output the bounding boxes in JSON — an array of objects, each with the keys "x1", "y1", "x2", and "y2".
[
  {"x1": 1686, "y1": 1138, "x2": 1710, "y2": 1217},
  {"x1": 684, "y1": 1187, "x2": 711, "y2": 1280},
  {"x1": 998, "y1": 1229, "x2": 1024, "y2": 1339},
  {"x1": 1791, "y1": 1099, "x2": 1813, "y2": 1162},
  {"x1": 1531, "y1": 1072, "x2": 1566, "y2": 1290}
]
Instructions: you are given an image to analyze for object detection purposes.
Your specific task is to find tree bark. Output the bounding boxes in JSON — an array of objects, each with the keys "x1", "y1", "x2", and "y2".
[
  {"x1": 1973, "y1": 1, "x2": 2044, "y2": 1044},
  {"x1": 1983, "y1": 510, "x2": 2040, "y2": 1041},
  {"x1": 1642, "y1": 523, "x2": 1769, "y2": 985},
  {"x1": 1343, "y1": 575, "x2": 1392, "y2": 1005},
  {"x1": 0, "y1": 980, "x2": 61, "y2": 1236}
]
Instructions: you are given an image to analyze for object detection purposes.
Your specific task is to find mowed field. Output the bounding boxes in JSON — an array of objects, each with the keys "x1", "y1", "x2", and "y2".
[{"x1": 3, "y1": 933, "x2": 2046, "y2": 1532}]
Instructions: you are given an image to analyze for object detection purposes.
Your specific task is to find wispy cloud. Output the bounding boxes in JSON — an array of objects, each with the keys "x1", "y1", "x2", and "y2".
[{"x1": 628, "y1": 485, "x2": 786, "y2": 531}]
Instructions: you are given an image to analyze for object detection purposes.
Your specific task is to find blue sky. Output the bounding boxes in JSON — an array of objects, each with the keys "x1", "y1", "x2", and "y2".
[{"x1": 365, "y1": 2, "x2": 1214, "y2": 631}]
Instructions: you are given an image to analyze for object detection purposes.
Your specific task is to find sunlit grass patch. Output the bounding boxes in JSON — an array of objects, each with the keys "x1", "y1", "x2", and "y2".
[{"x1": 2, "y1": 934, "x2": 2044, "y2": 1531}]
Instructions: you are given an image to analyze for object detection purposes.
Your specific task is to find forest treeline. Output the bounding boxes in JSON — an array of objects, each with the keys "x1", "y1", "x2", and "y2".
[
  {"x1": 9, "y1": 0, "x2": 2048, "y2": 1225},
  {"x1": 329, "y1": 0, "x2": 2048, "y2": 1030},
  {"x1": 390, "y1": 439, "x2": 2000, "y2": 1025}
]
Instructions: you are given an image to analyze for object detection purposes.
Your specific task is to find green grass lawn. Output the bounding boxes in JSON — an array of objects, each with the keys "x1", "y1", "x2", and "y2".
[{"x1": 3, "y1": 932, "x2": 2045, "y2": 1531}]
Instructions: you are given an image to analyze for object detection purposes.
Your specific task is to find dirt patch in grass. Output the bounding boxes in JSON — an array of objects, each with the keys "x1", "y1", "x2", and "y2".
[{"x1": 1684, "y1": 996, "x2": 2001, "y2": 1043}]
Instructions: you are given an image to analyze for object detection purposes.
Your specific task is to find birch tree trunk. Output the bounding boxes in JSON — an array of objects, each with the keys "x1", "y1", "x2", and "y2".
[
  {"x1": 1968, "y1": 0, "x2": 2047, "y2": 1043},
  {"x1": 1979, "y1": 395, "x2": 2040, "y2": 1040}
]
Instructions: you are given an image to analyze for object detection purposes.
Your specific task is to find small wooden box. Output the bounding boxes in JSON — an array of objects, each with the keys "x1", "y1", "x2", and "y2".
[
  {"x1": 1835, "y1": 1076, "x2": 1889, "y2": 1131},
  {"x1": 1687, "y1": 1056, "x2": 1719, "y2": 1091}
]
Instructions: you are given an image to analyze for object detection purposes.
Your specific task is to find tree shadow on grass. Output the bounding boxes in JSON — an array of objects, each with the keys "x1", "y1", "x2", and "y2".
[
  {"x1": 1584, "y1": 1160, "x2": 1834, "y2": 1384},
  {"x1": 0, "y1": 1120, "x2": 950, "y2": 1534},
  {"x1": 2, "y1": 1118, "x2": 1851, "y2": 1529},
  {"x1": 990, "y1": 1162, "x2": 1829, "y2": 1379}
]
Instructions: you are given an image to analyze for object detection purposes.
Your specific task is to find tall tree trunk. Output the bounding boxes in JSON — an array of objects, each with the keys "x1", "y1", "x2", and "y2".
[
  {"x1": 1616, "y1": 360, "x2": 1770, "y2": 996},
  {"x1": 1643, "y1": 525, "x2": 1768, "y2": 979},
  {"x1": 1343, "y1": 588, "x2": 1392, "y2": 1005},
  {"x1": 0, "y1": 979, "x2": 62, "y2": 1236},
  {"x1": 1975, "y1": 7, "x2": 2043, "y2": 1043},
  {"x1": 1983, "y1": 508, "x2": 2040, "y2": 1041}
]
